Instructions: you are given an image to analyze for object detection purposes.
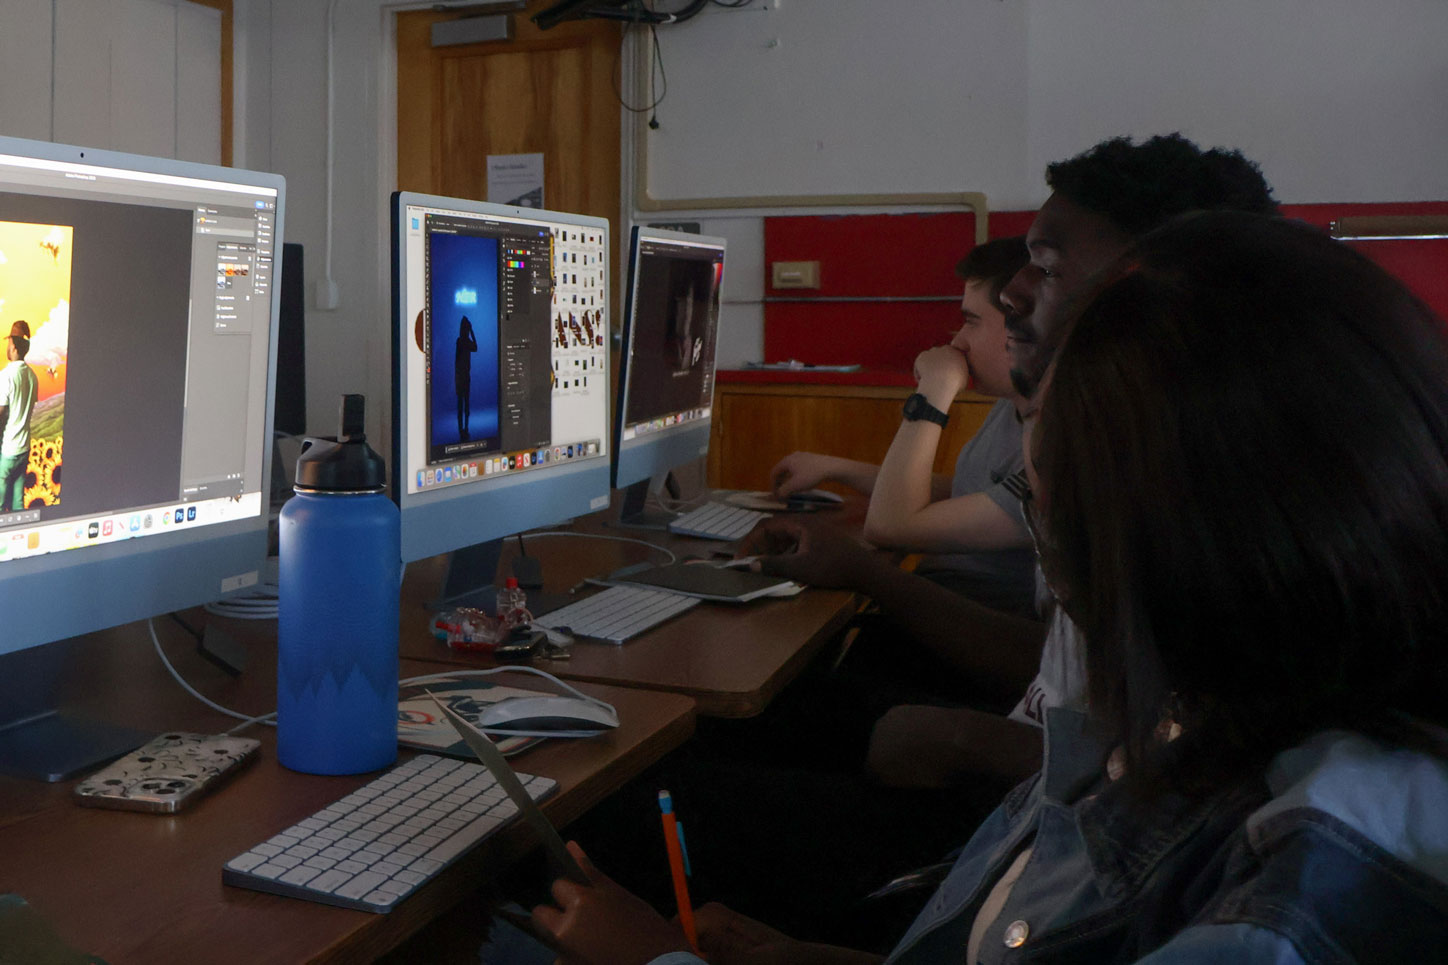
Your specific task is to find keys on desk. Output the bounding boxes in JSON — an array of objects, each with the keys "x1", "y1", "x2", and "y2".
[
  {"x1": 668, "y1": 501, "x2": 771, "y2": 541},
  {"x1": 222, "y1": 754, "x2": 555, "y2": 913},
  {"x1": 533, "y1": 584, "x2": 700, "y2": 644}
]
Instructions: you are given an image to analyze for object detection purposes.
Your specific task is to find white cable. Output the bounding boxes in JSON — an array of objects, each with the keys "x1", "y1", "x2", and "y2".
[
  {"x1": 324, "y1": 0, "x2": 342, "y2": 294},
  {"x1": 149, "y1": 619, "x2": 613, "y2": 741},
  {"x1": 204, "y1": 582, "x2": 280, "y2": 620},
  {"x1": 519, "y1": 529, "x2": 677, "y2": 564},
  {"x1": 147, "y1": 618, "x2": 276, "y2": 734}
]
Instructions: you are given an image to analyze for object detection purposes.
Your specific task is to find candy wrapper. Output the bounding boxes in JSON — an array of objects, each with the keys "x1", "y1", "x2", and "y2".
[{"x1": 432, "y1": 606, "x2": 505, "y2": 652}]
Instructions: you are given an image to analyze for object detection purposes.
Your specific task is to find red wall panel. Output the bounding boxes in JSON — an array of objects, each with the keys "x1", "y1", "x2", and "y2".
[{"x1": 760, "y1": 202, "x2": 1448, "y2": 374}]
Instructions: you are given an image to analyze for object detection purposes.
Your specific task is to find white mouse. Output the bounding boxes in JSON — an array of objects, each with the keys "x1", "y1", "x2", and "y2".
[{"x1": 476, "y1": 695, "x2": 619, "y2": 733}]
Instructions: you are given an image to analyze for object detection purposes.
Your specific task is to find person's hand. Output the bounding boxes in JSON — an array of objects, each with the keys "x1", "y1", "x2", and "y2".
[
  {"x1": 696, "y1": 903, "x2": 884, "y2": 965},
  {"x1": 770, "y1": 451, "x2": 835, "y2": 499},
  {"x1": 736, "y1": 517, "x2": 880, "y2": 589},
  {"x1": 531, "y1": 842, "x2": 693, "y2": 965},
  {"x1": 694, "y1": 902, "x2": 806, "y2": 965},
  {"x1": 913, "y1": 345, "x2": 970, "y2": 399}
]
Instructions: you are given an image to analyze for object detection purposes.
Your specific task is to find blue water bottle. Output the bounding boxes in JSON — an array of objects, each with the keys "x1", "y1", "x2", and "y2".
[{"x1": 277, "y1": 394, "x2": 400, "y2": 775}]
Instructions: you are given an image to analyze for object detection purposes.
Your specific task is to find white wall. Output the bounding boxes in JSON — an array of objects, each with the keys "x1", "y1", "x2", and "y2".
[
  {"x1": 0, "y1": 0, "x2": 221, "y2": 164},
  {"x1": 244, "y1": 0, "x2": 1448, "y2": 413},
  {"x1": 1023, "y1": 0, "x2": 1448, "y2": 205},
  {"x1": 235, "y1": 0, "x2": 396, "y2": 443},
  {"x1": 630, "y1": 0, "x2": 1448, "y2": 365}
]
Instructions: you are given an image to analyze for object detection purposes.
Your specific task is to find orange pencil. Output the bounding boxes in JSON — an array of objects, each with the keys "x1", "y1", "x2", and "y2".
[{"x1": 658, "y1": 789, "x2": 698, "y2": 952}]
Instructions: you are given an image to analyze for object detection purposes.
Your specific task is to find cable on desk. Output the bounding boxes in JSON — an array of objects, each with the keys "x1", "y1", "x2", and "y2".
[
  {"x1": 204, "y1": 581, "x2": 280, "y2": 620},
  {"x1": 521, "y1": 529, "x2": 678, "y2": 564},
  {"x1": 147, "y1": 617, "x2": 277, "y2": 735},
  {"x1": 149, "y1": 619, "x2": 616, "y2": 741}
]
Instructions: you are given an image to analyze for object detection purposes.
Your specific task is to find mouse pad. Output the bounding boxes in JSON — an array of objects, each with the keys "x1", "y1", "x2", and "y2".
[{"x1": 398, "y1": 676, "x2": 550, "y2": 758}]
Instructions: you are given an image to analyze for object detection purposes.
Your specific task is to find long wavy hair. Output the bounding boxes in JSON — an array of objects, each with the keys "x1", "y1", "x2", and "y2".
[{"x1": 1035, "y1": 211, "x2": 1448, "y2": 793}]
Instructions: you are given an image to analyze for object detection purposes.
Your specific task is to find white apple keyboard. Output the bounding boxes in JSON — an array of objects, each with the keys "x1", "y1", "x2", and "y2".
[
  {"x1": 667, "y1": 501, "x2": 770, "y2": 541},
  {"x1": 222, "y1": 753, "x2": 555, "y2": 912},
  {"x1": 532, "y1": 584, "x2": 699, "y2": 644}
]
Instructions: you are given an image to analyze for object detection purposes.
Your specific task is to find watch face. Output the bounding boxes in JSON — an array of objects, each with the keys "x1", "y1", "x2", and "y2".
[{"x1": 904, "y1": 393, "x2": 945, "y2": 425}]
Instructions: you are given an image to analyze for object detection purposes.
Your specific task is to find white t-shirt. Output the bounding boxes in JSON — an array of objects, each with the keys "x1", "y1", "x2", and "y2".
[
  {"x1": 1, "y1": 360, "x2": 38, "y2": 458},
  {"x1": 1008, "y1": 573, "x2": 1088, "y2": 727}
]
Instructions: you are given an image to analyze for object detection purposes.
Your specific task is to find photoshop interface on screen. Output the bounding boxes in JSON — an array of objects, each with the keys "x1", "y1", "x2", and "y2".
[
  {"x1": 408, "y1": 205, "x2": 607, "y2": 496},
  {"x1": 621, "y1": 237, "x2": 723, "y2": 441},
  {"x1": 0, "y1": 152, "x2": 276, "y2": 564}
]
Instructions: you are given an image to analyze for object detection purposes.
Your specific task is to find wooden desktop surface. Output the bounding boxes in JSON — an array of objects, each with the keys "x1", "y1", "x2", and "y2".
[
  {"x1": 398, "y1": 500, "x2": 865, "y2": 718},
  {"x1": 0, "y1": 617, "x2": 695, "y2": 965}
]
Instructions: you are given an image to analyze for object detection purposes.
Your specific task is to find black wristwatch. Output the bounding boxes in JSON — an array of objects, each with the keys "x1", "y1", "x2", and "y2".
[{"x1": 902, "y1": 393, "x2": 949, "y2": 427}]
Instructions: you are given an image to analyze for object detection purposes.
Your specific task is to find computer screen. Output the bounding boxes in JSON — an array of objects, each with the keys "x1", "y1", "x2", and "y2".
[
  {"x1": 0, "y1": 135, "x2": 284, "y2": 777},
  {"x1": 391, "y1": 192, "x2": 611, "y2": 573},
  {"x1": 612, "y1": 226, "x2": 724, "y2": 520}
]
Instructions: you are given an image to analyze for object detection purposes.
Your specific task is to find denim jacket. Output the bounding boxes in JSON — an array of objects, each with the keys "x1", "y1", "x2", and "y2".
[
  {"x1": 652, "y1": 710, "x2": 1448, "y2": 965},
  {"x1": 886, "y1": 710, "x2": 1448, "y2": 965}
]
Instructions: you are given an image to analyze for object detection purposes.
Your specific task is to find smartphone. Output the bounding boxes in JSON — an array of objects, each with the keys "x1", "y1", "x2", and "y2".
[{"x1": 73, "y1": 732, "x2": 260, "y2": 813}]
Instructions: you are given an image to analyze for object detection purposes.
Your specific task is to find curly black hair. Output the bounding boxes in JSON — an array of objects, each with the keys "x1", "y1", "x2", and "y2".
[{"x1": 1045, "y1": 134, "x2": 1279, "y2": 237}]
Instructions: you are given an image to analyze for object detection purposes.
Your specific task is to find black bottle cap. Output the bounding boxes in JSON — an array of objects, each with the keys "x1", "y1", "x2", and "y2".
[{"x1": 293, "y1": 394, "x2": 387, "y2": 492}]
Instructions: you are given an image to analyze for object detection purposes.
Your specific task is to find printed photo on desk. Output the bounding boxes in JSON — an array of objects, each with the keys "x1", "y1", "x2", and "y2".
[{"x1": 398, "y1": 676, "x2": 549, "y2": 757}]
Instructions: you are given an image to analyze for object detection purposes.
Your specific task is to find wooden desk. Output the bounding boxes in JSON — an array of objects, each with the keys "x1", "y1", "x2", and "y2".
[
  {"x1": 398, "y1": 504, "x2": 864, "y2": 718},
  {"x1": 0, "y1": 618, "x2": 695, "y2": 964}
]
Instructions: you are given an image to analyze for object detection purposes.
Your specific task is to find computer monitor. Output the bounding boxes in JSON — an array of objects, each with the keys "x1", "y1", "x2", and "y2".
[
  {"x1": 0, "y1": 135, "x2": 284, "y2": 780},
  {"x1": 391, "y1": 192, "x2": 611, "y2": 604},
  {"x1": 612, "y1": 226, "x2": 724, "y2": 526}
]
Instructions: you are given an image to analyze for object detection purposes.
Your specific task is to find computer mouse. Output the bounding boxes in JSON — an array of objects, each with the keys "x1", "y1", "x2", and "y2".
[
  {"x1": 476, "y1": 695, "x2": 620, "y2": 733},
  {"x1": 787, "y1": 489, "x2": 844, "y2": 506}
]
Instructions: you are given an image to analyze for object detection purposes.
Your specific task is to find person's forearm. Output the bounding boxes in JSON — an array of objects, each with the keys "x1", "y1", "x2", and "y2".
[
  {"x1": 848, "y1": 557, "x2": 1044, "y2": 703},
  {"x1": 821, "y1": 457, "x2": 881, "y2": 496},
  {"x1": 866, "y1": 420, "x2": 945, "y2": 543}
]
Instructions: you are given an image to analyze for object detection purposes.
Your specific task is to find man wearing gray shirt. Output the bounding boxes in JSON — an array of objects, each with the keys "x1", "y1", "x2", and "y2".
[{"x1": 770, "y1": 237, "x2": 1035, "y2": 614}]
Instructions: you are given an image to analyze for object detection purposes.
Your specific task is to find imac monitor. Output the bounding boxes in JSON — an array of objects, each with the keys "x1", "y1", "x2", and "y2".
[
  {"x1": 0, "y1": 136, "x2": 284, "y2": 779},
  {"x1": 613, "y1": 226, "x2": 724, "y2": 525},
  {"x1": 391, "y1": 192, "x2": 611, "y2": 602}
]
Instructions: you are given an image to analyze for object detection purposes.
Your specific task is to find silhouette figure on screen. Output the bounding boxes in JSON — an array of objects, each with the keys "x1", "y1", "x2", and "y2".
[
  {"x1": 668, "y1": 282, "x2": 699, "y2": 374},
  {"x1": 0, "y1": 321, "x2": 38, "y2": 512},
  {"x1": 455, "y1": 315, "x2": 477, "y2": 441}
]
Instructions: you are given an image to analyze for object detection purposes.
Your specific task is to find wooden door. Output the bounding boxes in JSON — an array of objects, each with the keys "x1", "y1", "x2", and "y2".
[{"x1": 396, "y1": 5, "x2": 620, "y2": 227}]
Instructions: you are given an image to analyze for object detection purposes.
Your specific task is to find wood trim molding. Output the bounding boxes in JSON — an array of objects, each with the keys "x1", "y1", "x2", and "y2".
[{"x1": 188, "y1": 0, "x2": 232, "y2": 166}]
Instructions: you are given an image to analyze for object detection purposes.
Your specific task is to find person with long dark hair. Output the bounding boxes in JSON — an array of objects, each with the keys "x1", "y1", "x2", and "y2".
[{"x1": 528, "y1": 213, "x2": 1448, "y2": 963}]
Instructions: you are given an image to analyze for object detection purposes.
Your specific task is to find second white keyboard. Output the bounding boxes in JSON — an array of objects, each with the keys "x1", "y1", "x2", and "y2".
[
  {"x1": 222, "y1": 754, "x2": 555, "y2": 912},
  {"x1": 668, "y1": 501, "x2": 770, "y2": 541},
  {"x1": 533, "y1": 584, "x2": 700, "y2": 644}
]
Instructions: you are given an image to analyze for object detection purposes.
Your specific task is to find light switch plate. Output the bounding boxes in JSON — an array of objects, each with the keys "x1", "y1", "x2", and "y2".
[{"x1": 771, "y1": 260, "x2": 820, "y2": 289}]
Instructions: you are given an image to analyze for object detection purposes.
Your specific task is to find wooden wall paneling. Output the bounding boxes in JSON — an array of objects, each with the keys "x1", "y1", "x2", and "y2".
[
  {"x1": 185, "y1": 0, "x2": 233, "y2": 166},
  {"x1": 709, "y1": 383, "x2": 994, "y2": 492}
]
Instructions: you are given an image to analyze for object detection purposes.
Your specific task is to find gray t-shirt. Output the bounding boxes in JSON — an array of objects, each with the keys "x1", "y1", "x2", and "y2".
[{"x1": 912, "y1": 398, "x2": 1037, "y2": 615}]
